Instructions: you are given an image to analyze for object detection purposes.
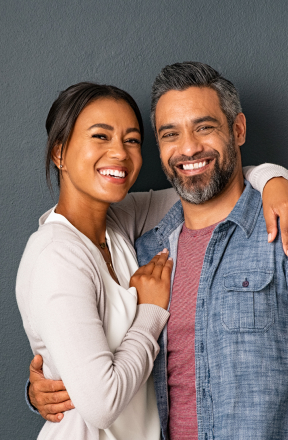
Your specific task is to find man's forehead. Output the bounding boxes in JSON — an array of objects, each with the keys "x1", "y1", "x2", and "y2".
[{"x1": 155, "y1": 86, "x2": 223, "y2": 126}]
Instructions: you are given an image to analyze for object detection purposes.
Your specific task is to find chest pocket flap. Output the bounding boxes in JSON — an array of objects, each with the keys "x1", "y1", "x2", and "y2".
[{"x1": 222, "y1": 270, "x2": 275, "y2": 332}]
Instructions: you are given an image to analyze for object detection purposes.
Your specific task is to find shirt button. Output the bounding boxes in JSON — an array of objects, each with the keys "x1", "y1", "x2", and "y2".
[
  {"x1": 201, "y1": 342, "x2": 204, "y2": 353},
  {"x1": 203, "y1": 388, "x2": 206, "y2": 398},
  {"x1": 242, "y1": 278, "x2": 249, "y2": 287},
  {"x1": 205, "y1": 434, "x2": 208, "y2": 440}
]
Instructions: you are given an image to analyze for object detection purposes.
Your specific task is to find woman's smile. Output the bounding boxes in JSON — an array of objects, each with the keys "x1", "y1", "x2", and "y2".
[{"x1": 97, "y1": 166, "x2": 129, "y2": 184}]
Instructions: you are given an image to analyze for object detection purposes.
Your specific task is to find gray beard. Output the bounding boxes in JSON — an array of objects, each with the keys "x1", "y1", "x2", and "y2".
[{"x1": 162, "y1": 134, "x2": 238, "y2": 205}]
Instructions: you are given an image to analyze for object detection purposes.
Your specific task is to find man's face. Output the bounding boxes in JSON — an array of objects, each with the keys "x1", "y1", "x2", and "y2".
[{"x1": 155, "y1": 87, "x2": 245, "y2": 204}]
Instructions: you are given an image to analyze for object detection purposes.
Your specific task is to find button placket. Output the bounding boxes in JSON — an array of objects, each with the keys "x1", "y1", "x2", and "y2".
[{"x1": 197, "y1": 231, "x2": 223, "y2": 439}]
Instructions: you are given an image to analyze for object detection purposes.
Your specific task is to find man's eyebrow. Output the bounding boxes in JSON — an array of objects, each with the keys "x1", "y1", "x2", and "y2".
[
  {"x1": 158, "y1": 124, "x2": 176, "y2": 135},
  {"x1": 88, "y1": 123, "x2": 114, "y2": 130},
  {"x1": 158, "y1": 117, "x2": 219, "y2": 135},
  {"x1": 192, "y1": 116, "x2": 219, "y2": 124}
]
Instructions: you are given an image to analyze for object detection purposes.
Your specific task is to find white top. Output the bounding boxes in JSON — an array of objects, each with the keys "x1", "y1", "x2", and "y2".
[{"x1": 43, "y1": 209, "x2": 161, "y2": 440}]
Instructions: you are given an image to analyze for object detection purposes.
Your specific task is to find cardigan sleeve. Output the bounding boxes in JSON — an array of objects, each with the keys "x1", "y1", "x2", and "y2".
[
  {"x1": 29, "y1": 240, "x2": 169, "y2": 429},
  {"x1": 243, "y1": 163, "x2": 288, "y2": 194}
]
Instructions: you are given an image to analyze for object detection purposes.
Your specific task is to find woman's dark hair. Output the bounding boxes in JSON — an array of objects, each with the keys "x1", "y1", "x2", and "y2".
[{"x1": 45, "y1": 82, "x2": 144, "y2": 189}]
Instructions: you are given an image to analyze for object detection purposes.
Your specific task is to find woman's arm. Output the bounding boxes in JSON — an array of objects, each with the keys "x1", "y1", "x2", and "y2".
[
  {"x1": 109, "y1": 163, "x2": 288, "y2": 247},
  {"x1": 243, "y1": 163, "x2": 288, "y2": 194},
  {"x1": 244, "y1": 164, "x2": 288, "y2": 254},
  {"x1": 107, "y1": 188, "x2": 179, "y2": 244},
  {"x1": 29, "y1": 241, "x2": 170, "y2": 429}
]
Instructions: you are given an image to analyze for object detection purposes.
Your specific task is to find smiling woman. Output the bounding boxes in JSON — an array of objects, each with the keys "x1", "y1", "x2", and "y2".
[{"x1": 16, "y1": 82, "x2": 173, "y2": 440}]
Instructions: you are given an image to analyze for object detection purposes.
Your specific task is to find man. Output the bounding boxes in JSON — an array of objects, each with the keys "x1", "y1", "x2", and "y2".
[
  {"x1": 26, "y1": 63, "x2": 288, "y2": 439},
  {"x1": 135, "y1": 62, "x2": 288, "y2": 439}
]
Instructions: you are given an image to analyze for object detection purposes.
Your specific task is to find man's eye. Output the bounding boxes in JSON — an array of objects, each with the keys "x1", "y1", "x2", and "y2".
[
  {"x1": 162, "y1": 132, "x2": 178, "y2": 139},
  {"x1": 197, "y1": 126, "x2": 215, "y2": 133}
]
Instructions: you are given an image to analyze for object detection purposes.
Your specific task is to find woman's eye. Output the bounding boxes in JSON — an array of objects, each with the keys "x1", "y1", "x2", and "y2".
[
  {"x1": 92, "y1": 134, "x2": 107, "y2": 140},
  {"x1": 125, "y1": 138, "x2": 141, "y2": 145}
]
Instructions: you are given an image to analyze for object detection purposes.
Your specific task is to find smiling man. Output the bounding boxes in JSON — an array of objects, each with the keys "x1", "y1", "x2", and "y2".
[{"x1": 135, "y1": 62, "x2": 288, "y2": 440}]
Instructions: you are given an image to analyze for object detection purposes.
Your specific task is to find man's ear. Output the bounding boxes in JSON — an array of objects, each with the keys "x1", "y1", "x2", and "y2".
[
  {"x1": 233, "y1": 113, "x2": 246, "y2": 147},
  {"x1": 51, "y1": 144, "x2": 64, "y2": 170}
]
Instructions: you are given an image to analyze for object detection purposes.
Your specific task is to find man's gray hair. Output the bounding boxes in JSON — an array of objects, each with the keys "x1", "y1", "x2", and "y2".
[{"x1": 151, "y1": 61, "x2": 242, "y2": 133}]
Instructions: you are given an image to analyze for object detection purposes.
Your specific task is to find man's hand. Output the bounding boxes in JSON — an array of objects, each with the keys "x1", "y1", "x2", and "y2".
[
  {"x1": 29, "y1": 354, "x2": 74, "y2": 422},
  {"x1": 263, "y1": 177, "x2": 288, "y2": 255}
]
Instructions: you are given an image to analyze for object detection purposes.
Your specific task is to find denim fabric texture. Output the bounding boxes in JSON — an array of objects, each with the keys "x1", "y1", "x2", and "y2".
[
  {"x1": 25, "y1": 379, "x2": 40, "y2": 414},
  {"x1": 135, "y1": 182, "x2": 288, "y2": 440}
]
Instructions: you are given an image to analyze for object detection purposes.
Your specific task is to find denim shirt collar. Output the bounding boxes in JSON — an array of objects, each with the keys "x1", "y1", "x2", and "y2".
[{"x1": 153, "y1": 181, "x2": 262, "y2": 243}]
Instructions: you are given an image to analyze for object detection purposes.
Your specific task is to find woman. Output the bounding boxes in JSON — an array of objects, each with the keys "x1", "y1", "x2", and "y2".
[
  {"x1": 17, "y1": 82, "x2": 288, "y2": 439},
  {"x1": 17, "y1": 82, "x2": 174, "y2": 440}
]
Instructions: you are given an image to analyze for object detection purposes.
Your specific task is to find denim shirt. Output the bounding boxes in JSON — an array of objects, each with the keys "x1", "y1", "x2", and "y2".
[{"x1": 135, "y1": 182, "x2": 288, "y2": 440}]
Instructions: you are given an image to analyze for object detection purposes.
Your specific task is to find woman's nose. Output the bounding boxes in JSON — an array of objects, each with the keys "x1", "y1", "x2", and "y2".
[{"x1": 108, "y1": 139, "x2": 129, "y2": 160}]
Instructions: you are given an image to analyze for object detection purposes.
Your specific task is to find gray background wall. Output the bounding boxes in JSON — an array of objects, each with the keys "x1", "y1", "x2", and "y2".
[{"x1": 1, "y1": 0, "x2": 288, "y2": 438}]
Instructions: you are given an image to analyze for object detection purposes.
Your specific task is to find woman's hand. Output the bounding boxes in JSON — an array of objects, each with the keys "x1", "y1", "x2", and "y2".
[
  {"x1": 130, "y1": 249, "x2": 173, "y2": 309},
  {"x1": 262, "y1": 177, "x2": 288, "y2": 255},
  {"x1": 28, "y1": 354, "x2": 74, "y2": 422}
]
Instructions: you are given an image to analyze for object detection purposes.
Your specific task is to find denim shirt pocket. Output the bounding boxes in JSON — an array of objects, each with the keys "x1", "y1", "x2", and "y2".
[{"x1": 221, "y1": 270, "x2": 275, "y2": 332}]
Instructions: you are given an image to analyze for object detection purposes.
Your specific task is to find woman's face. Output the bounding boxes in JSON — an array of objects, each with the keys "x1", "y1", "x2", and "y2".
[{"x1": 55, "y1": 98, "x2": 142, "y2": 205}]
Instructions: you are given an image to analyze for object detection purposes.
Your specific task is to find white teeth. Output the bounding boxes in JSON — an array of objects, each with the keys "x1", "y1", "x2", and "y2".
[
  {"x1": 99, "y1": 169, "x2": 126, "y2": 178},
  {"x1": 183, "y1": 161, "x2": 207, "y2": 170}
]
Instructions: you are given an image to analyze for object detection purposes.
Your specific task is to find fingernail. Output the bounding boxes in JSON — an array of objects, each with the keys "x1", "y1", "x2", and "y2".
[
  {"x1": 71, "y1": 402, "x2": 74, "y2": 408},
  {"x1": 57, "y1": 414, "x2": 63, "y2": 420},
  {"x1": 157, "y1": 252, "x2": 162, "y2": 255},
  {"x1": 162, "y1": 248, "x2": 168, "y2": 253},
  {"x1": 268, "y1": 233, "x2": 272, "y2": 242},
  {"x1": 168, "y1": 257, "x2": 173, "y2": 261},
  {"x1": 286, "y1": 250, "x2": 288, "y2": 257}
]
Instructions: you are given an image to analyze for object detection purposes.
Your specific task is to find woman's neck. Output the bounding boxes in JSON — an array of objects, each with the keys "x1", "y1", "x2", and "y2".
[{"x1": 55, "y1": 190, "x2": 109, "y2": 247}]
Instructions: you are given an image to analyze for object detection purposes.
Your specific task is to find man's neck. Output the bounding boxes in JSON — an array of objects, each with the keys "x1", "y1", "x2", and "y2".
[{"x1": 181, "y1": 169, "x2": 244, "y2": 230}]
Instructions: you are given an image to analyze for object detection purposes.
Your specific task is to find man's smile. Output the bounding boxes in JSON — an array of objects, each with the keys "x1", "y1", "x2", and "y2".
[{"x1": 174, "y1": 158, "x2": 215, "y2": 176}]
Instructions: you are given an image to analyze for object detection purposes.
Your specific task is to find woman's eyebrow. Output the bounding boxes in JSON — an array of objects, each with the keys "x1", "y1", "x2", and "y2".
[
  {"x1": 88, "y1": 123, "x2": 114, "y2": 130},
  {"x1": 87, "y1": 124, "x2": 140, "y2": 135},
  {"x1": 125, "y1": 127, "x2": 141, "y2": 135}
]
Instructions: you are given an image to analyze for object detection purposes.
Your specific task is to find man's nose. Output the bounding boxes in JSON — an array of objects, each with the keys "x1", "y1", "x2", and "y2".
[{"x1": 177, "y1": 132, "x2": 203, "y2": 156}]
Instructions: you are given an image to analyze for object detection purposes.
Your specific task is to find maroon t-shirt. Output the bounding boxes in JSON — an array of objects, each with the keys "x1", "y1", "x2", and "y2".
[{"x1": 167, "y1": 222, "x2": 218, "y2": 439}]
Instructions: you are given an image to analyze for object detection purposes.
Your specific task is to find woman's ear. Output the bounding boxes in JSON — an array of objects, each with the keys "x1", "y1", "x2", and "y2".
[{"x1": 51, "y1": 144, "x2": 63, "y2": 170}]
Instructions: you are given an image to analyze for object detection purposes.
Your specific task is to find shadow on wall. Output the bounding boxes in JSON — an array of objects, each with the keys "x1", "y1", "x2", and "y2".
[{"x1": 240, "y1": 87, "x2": 288, "y2": 167}]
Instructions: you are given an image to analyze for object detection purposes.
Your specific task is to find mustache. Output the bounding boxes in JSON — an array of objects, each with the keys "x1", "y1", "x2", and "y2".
[{"x1": 168, "y1": 151, "x2": 219, "y2": 168}]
